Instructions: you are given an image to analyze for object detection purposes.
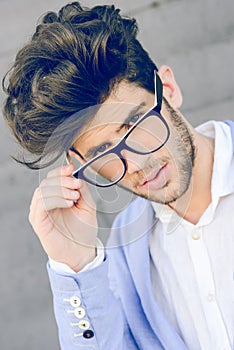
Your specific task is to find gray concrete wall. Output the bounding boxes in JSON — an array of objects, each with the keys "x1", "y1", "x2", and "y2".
[{"x1": 0, "y1": 1, "x2": 233, "y2": 349}]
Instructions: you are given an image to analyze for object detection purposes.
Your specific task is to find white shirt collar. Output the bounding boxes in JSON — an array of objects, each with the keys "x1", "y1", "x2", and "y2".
[{"x1": 151, "y1": 120, "x2": 234, "y2": 230}]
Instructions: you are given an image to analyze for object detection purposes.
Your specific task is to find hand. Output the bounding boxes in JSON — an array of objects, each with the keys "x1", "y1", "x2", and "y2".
[{"x1": 29, "y1": 164, "x2": 97, "y2": 272}]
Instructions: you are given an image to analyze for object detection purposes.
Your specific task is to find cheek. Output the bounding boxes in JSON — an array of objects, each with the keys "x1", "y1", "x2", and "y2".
[{"x1": 95, "y1": 157, "x2": 124, "y2": 181}]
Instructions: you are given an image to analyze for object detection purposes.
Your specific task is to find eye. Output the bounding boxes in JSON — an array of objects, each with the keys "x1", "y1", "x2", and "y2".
[
  {"x1": 121, "y1": 114, "x2": 142, "y2": 131},
  {"x1": 88, "y1": 142, "x2": 112, "y2": 159}
]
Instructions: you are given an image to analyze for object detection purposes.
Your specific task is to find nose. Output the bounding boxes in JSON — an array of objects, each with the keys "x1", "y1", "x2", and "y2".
[{"x1": 121, "y1": 149, "x2": 147, "y2": 175}]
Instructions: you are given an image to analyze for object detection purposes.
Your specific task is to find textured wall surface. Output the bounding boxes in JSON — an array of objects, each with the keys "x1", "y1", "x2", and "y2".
[{"x1": 0, "y1": 0, "x2": 233, "y2": 349}]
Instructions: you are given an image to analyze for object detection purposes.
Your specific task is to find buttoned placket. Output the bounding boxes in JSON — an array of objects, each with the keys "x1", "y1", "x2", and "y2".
[
  {"x1": 186, "y1": 224, "x2": 231, "y2": 350},
  {"x1": 150, "y1": 199, "x2": 233, "y2": 350}
]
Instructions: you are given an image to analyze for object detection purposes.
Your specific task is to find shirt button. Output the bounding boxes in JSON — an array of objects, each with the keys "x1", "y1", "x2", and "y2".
[
  {"x1": 69, "y1": 296, "x2": 81, "y2": 307},
  {"x1": 78, "y1": 320, "x2": 90, "y2": 330},
  {"x1": 83, "y1": 330, "x2": 94, "y2": 339},
  {"x1": 74, "y1": 307, "x2": 86, "y2": 319},
  {"x1": 207, "y1": 292, "x2": 215, "y2": 302},
  {"x1": 192, "y1": 230, "x2": 201, "y2": 240}
]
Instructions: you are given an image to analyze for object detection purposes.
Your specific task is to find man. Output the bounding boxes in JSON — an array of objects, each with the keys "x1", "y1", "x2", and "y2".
[{"x1": 2, "y1": 2, "x2": 234, "y2": 349}]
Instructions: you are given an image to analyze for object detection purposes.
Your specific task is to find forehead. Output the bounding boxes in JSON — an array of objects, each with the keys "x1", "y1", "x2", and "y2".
[{"x1": 76, "y1": 80, "x2": 154, "y2": 136}]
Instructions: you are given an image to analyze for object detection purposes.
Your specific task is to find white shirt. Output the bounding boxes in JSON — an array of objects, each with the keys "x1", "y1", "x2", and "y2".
[
  {"x1": 50, "y1": 121, "x2": 234, "y2": 350},
  {"x1": 150, "y1": 121, "x2": 234, "y2": 350}
]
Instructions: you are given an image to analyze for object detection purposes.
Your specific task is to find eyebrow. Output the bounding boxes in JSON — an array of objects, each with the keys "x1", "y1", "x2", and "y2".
[
  {"x1": 84, "y1": 102, "x2": 147, "y2": 159},
  {"x1": 121, "y1": 102, "x2": 146, "y2": 124}
]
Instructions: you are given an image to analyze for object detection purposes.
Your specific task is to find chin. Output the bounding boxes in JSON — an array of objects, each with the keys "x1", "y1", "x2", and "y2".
[
  {"x1": 133, "y1": 180, "x2": 188, "y2": 205},
  {"x1": 119, "y1": 167, "x2": 192, "y2": 205}
]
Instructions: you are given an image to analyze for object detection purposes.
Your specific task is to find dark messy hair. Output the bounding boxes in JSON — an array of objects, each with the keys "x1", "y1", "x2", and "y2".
[{"x1": 2, "y1": 1, "x2": 157, "y2": 169}]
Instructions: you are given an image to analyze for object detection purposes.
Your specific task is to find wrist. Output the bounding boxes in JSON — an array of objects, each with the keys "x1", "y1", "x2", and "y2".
[
  {"x1": 70, "y1": 247, "x2": 97, "y2": 272},
  {"x1": 49, "y1": 238, "x2": 104, "y2": 274}
]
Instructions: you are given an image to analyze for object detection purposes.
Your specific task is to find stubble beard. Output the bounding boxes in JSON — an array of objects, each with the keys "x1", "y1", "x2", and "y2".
[{"x1": 120, "y1": 100, "x2": 196, "y2": 205}]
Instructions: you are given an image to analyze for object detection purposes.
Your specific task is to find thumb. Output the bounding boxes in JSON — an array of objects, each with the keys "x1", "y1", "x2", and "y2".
[{"x1": 74, "y1": 179, "x2": 96, "y2": 213}]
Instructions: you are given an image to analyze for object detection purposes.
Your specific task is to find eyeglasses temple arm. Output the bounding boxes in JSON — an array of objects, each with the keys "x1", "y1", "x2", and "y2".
[
  {"x1": 154, "y1": 70, "x2": 163, "y2": 111},
  {"x1": 69, "y1": 146, "x2": 86, "y2": 161}
]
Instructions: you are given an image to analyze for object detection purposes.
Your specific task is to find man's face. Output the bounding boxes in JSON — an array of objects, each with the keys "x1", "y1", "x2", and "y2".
[{"x1": 72, "y1": 80, "x2": 195, "y2": 205}]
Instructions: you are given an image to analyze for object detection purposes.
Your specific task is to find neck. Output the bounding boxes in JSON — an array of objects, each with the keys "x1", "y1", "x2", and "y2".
[{"x1": 168, "y1": 131, "x2": 215, "y2": 225}]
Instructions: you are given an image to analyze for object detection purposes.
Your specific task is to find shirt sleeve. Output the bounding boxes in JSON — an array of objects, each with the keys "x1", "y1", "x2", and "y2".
[
  {"x1": 47, "y1": 253, "x2": 138, "y2": 349},
  {"x1": 49, "y1": 238, "x2": 105, "y2": 275}
]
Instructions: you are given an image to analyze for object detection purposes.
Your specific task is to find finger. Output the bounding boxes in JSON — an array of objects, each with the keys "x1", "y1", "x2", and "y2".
[
  {"x1": 40, "y1": 196, "x2": 74, "y2": 212},
  {"x1": 29, "y1": 193, "x2": 46, "y2": 229},
  {"x1": 40, "y1": 185, "x2": 80, "y2": 201},
  {"x1": 29, "y1": 185, "x2": 76, "y2": 220},
  {"x1": 73, "y1": 179, "x2": 96, "y2": 212},
  {"x1": 31, "y1": 199, "x2": 75, "y2": 237},
  {"x1": 29, "y1": 175, "x2": 81, "y2": 224},
  {"x1": 29, "y1": 187, "x2": 42, "y2": 215},
  {"x1": 29, "y1": 192, "x2": 74, "y2": 225},
  {"x1": 41, "y1": 175, "x2": 81, "y2": 190}
]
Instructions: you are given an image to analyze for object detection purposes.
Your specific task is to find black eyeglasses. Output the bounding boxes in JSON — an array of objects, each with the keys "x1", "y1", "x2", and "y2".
[{"x1": 69, "y1": 71, "x2": 170, "y2": 187}]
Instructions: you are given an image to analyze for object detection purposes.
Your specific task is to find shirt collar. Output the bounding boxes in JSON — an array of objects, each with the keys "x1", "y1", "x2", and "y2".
[{"x1": 151, "y1": 121, "x2": 234, "y2": 230}]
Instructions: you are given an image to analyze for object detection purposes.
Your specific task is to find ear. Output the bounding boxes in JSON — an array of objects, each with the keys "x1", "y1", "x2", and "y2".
[{"x1": 157, "y1": 65, "x2": 183, "y2": 109}]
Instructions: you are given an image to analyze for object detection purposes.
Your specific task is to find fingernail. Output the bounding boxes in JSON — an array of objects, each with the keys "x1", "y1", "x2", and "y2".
[{"x1": 74, "y1": 191, "x2": 80, "y2": 199}]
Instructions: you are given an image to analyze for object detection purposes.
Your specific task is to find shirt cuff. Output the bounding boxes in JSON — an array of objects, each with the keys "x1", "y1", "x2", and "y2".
[{"x1": 49, "y1": 238, "x2": 105, "y2": 275}]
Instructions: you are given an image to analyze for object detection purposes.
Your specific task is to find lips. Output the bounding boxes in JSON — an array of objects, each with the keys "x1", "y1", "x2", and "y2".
[
  {"x1": 141, "y1": 168, "x2": 161, "y2": 185},
  {"x1": 140, "y1": 163, "x2": 168, "y2": 190},
  {"x1": 140, "y1": 164, "x2": 164, "y2": 184}
]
